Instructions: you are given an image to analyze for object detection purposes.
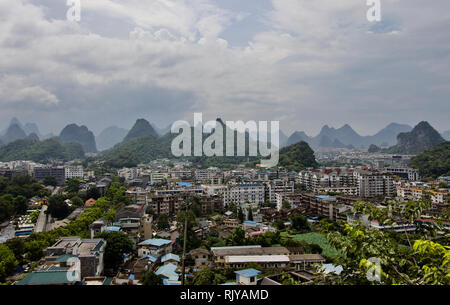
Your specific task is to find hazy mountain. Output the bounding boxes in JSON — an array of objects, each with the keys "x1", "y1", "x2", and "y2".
[
  {"x1": 287, "y1": 122, "x2": 413, "y2": 149},
  {"x1": 364, "y1": 123, "x2": 412, "y2": 147},
  {"x1": 279, "y1": 130, "x2": 289, "y2": 148},
  {"x1": 368, "y1": 144, "x2": 381, "y2": 153},
  {"x1": 10, "y1": 117, "x2": 21, "y2": 128},
  {"x1": 442, "y1": 130, "x2": 450, "y2": 141},
  {"x1": 384, "y1": 121, "x2": 445, "y2": 154},
  {"x1": 123, "y1": 119, "x2": 158, "y2": 143},
  {"x1": 27, "y1": 133, "x2": 40, "y2": 141},
  {"x1": 59, "y1": 124, "x2": 97, "y2": 153},
  {"x1": 41, "y1": 133, "x2": 55, "y2": 140},
  {"x1": 1, "y1": 124, "x2": 28, "y2": 144},
  {"x1": 153, "y1": 123, "x2": 172, "y2": 137},
  {"x1": 23, "y1": 123, "x2": 41, "y2": 137},
  {"x1": 1, "y1": 118, "x2": 45, "y2": 139},
  {"x1": 287, "y1": 131, "x2": 311, "y2": 146},
  {"x1": 96, "y1": 126, "x2": 129, "y2": 151}
]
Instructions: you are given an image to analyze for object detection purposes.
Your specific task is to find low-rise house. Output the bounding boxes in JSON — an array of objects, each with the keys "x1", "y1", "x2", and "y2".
[
  {"x1": 225, "y1": 255, "x2": 290, "y2": 269},
  {"x1": 189, "y1": 248, "x2": 213, "y2": 267},
  {"x1": 289, "y1": 254, "x2": 326, "y2": 270},
  {"x1": 235, "y1": 268, "x2": 261, "y2": 285},
  {"x1": 161, "y1": 253, "x2": 180, "y2": 266},
  {"x1": 137, "y1": 238, "x2": 172, "y2": 258},
  {"x1": 211, "y1": 246, "x2": 289, "y2": 267},
  {"x1": 155, "y1": 263, "x2": 179, "y2": 281},
  {"x1": 18, "y1": 237, "x2": 106, "y2": 285}
]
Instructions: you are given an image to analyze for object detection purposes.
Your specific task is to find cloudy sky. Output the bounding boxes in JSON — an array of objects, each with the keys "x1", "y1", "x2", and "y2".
[{"x1": 1, "y1": 0, "x2": 449, "y2": 137}]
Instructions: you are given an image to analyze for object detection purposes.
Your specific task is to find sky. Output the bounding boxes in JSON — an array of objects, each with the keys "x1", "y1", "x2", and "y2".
[{"x1": 1, "y1": 0, "x2": 449, "y2": 137}]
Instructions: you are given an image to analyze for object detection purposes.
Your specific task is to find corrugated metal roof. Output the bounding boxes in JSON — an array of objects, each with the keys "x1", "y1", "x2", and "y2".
[
  {"x1": 234, "y1": 268, "x2": 261, "y2": 278},
  {"x1": 225, "y1": 255, "x2": 290, "y2": 263},
  {"x1": 138, "y1": 238, "x2": 172, "y2": 247}
]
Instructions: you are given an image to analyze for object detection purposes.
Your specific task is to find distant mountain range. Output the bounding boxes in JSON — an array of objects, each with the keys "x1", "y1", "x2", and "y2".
[
  {"x1": 1, "y1": 117, "x2": 447, "y2": 162},
  {"x1": 286, "y1": 122, "x2": 413, "y2": 149}
]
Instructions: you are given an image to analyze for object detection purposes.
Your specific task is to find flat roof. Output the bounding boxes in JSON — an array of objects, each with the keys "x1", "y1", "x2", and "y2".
[{"x1": 225, "y1": 255, "x2": 290, "y2": 263}]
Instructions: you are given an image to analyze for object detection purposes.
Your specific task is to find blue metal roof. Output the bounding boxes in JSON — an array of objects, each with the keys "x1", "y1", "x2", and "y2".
[
  {"x1": 106, "y1": 226, "x2": 121, "y2": 232},
  {"x1": 139, "y1": 238, "x2": 172, "y2": 247},
  {"x1": 156, "y1": 263, "x2": 179, "y2": 281},
  {"x1": 234, "y1": 268, "x2": 261, "y2": 278},
  {"x1": 176, "y1": 182, "x2": 191, "y2": 187},
  {"x1": 161, "y1": 253, "x2": 180, "y2": 263},
  {"x1": 314, "y1": 195, "x2": 336, "y2": 200},
  {"x1": 144, "y1": 255, "x2": 158, "y2": 263}
]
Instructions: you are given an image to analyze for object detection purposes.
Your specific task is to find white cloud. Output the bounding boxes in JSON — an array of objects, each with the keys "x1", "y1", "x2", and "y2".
[{"x1": 0, "y1": 0, "x2": 449, "y2": 135}]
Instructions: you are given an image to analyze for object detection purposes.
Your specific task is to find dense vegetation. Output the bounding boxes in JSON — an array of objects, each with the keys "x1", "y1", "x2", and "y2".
[
  {"x1": 278, "y1": 141, "x2": 318, "y2": 171},
  {"x1": 0, "y1": 176, "x2": 50, "y2": 221},
  {"x1": 123, "y1": 119, "x2": 158, "y2": 143},
  {"x1": 59, "y1": 124, "x2": 97, "y2": 153},
  {"x1": 0, "y1": 138, "x2": 84, "y2": 163},
  {"x1": 409, "y1": 141, "x2": 450, "y2": 178},
  {"x1": 383, "y1": 121, "x2": 445, "y2": 154}
]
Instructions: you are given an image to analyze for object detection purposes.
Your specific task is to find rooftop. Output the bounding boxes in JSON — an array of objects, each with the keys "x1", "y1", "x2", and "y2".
[
  {"x1": 138, "y1": 238, "x2": 172, "y2": 247},
  {"x1": 234, "y1": 268, "x2": 261, "y2": 278}
]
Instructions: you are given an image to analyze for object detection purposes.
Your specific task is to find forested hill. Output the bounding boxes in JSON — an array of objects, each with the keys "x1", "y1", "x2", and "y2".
[
  {"x1": 0, "y1": 138, "x2": 85, "y2": 163},
  {"x1": 409, "y1": 141, "x2": 450, "y2": 179}
]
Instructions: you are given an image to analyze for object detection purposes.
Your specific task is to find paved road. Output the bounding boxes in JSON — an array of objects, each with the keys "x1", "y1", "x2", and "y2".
[{"x1": 35, "y1": 205, "x2": 48, "y2": 233}]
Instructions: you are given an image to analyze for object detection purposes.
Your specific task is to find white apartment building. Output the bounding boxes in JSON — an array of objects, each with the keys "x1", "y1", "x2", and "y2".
[
  {"x1": 267, "y1": 180, "x2": 294, "y2": 205},
  {"x1": 64, "y1": 166, "x2": 84, "y2": 180},
  {"x1": 223, "y1": 183, "x2": 265, "y2": 207},
  {"x1": 384, "y1": 166, "x2": 420, "y2": 181},
  {"x1": 356, "y1": 173, "x2": 394, "y2": 198}
]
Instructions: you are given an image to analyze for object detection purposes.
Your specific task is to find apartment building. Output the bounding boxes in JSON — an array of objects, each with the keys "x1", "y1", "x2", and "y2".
[
  {"x1": 223, "y1": 183, "x2": 265, "y2": 207},
  {"x1": 356, "y1": 171, "x2": 394, "y2": 198},
  {"x1": 65, "y1": 166, "x2": 84, "y2": 180},
  {"x1": 33, "y1": 166, "x2": 65, "y2": 186}
]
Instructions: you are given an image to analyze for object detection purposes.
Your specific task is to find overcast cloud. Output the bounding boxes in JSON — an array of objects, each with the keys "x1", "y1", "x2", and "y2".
[{"x1": 1, "y1": 0, "x2": 449, "y2": 136}]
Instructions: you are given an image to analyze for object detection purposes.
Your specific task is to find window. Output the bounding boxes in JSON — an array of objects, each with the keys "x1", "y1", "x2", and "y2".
[{"x1": 250, "y1": 276, "x2": 255, "y2": 282}]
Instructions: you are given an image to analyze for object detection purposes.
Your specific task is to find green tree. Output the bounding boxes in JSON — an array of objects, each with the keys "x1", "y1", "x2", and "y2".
[
  {"x1": 177, "y1": 208, "x2": 201, "y2": 252},
  {"x1": 4, "y1": 238, "x2": 25, "y2": 262},
  {"x1": 327, "y1": 198, "x2": 450, "y2": 285},
  {"x1": 43, "y1": 176, "x2": 58, "y2": 187},
  {"x1": 65, "y1": 178, "x2": 81, "y2": 194},
  {"x1": 0, "y1": 244, "x2": 17, "y2": 282},
  {"x1": 157, "y1": 214, "x2": 170, "y2": 230},
  {"x1": 291, "y1": 215, "x2": 309, "y2": 232},
  {"x1": 192, "y1": 267, "x2": 226, "y2": 285},
  {"x1": 140, "y1": 270, "x2": 163, "y2": 285},
  {"x1": 237, "y1": 207, "x2": 244, "y2": 223},
  {"x1": 97, "y1": 231, "x2": 134, "y2": 274},
  {"x1": 282, "y1": 200, "x2": 291, "y2": 209},
  {"x1": 86, "y1": 187, "x2": 101, "y2": 200},
  {"x1": 47, "y1": 195, "x2": 71, "y2": 220},
  {"x1": 0, "y1": 194, "x2": 14, "y2": 221},
  {"x1": 70, "y1": 196, "x2": 84, "y2": 207},
  {"x1": 13, "y1": 195, "x2": 28, "y2": 215},
  {"x1": 230, "y1": 227, "x2": 246, "y2": 246}
]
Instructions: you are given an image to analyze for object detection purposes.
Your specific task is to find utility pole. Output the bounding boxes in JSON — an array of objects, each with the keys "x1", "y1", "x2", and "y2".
[{"x1": 181, "y1": 200, "x2": 188, "y2": 285}]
